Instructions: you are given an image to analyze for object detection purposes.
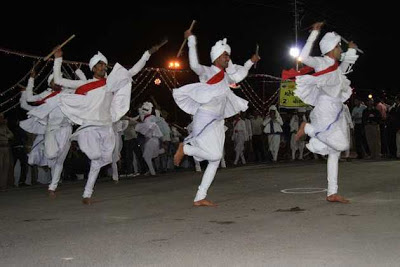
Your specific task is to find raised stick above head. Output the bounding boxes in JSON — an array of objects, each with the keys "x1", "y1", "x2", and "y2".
[
  {"x1": 177, "y1": 20, "x2": 196, "y2": 58},
  {"x1": 44, "y1": 34, "x2": 76, "y2": 61}
]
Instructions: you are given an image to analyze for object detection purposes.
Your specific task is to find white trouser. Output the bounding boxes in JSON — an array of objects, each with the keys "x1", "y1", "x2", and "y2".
[
  {"x1": 144, "y1": 156, "x2": 156, "y2": 176},
  {"x1": 327, "y1": 151, "x2": 340, "y2": 196},
  {"x1": 48, "y1": 126, "x2": 72, "y2": 191},
  {"x1": 194, "y1": 160, "x2": 220, "y2": 202},
  {"x1": 268, "y1": 135, "x2": 280, "y2": 162},
  {"x1": 83, "y1": 161, "x2": 102, "y2": 198},
  {"x1": 112, "y1": 161, "x2": 119, "y2": 181},
  {"x1": 194, "y1": 159, "x2": 201, "y2": 172}
]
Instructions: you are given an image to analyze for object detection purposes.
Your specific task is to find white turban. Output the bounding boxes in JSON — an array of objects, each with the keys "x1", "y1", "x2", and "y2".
[
  {"x1": 141, "y1": 102, "x2": 153, "y2": 114},
  {"x1": 210, "y1": 38, "x2": 231, "y2": 63},
  {"x1": 319, "y1": 32, "x2": 341, "y2": 55},
  {"x1": 268, "y1": 105, "x2": 282, "y2": 121},
  {"x1": 89, "y1": 51, "x2": 108, "y2": 71}
]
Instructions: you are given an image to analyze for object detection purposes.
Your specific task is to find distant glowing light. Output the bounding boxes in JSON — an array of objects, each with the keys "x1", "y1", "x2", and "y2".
[
  {"x1": 168, "y1": 61, "x2": 181, "y2": 69},
  {"x1": 368, "y1": 94, "x2": 373, "y2": 99},
  {"x1": 154, "y1": 78, "x2": 161, "y2": 85},
  {"x1": 289, "y1": 47, "x2": 300, "y2": 58}
]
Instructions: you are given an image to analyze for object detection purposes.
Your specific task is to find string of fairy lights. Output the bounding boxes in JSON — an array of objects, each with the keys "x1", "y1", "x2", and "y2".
[{"x1": 1, "y1": 46, "x2": 287, "y2": 115}]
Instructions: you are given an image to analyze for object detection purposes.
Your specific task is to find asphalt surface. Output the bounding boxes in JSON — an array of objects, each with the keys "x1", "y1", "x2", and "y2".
[{"x1": 1, "y1": 159, "x2": 399, "y2": 266}]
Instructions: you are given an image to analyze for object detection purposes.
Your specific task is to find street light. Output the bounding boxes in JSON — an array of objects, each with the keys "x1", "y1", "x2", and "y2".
[
  {"x1": 168, "y1": 60, "x2": 181, "y2": 69},
  {"x1": 289, "y1": 47, "x2": 301, "y2": 71}
]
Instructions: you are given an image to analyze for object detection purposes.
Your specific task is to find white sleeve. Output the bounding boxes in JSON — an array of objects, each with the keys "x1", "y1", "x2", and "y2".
[
  {"x1": 188, "y1": 35, "x2": 207, "y2": 76},
  {"x1": 19, "y1": 91, "x2": 33, "y2": 111},
  {"x1": 299, "y1": 30, "x2": 321, "y2": 69},
  {"x1": 226, "y1": 59, "x2": 254, "y2": 83},
  {"x1": 53, "y1": 57, "x2": 87, "y2": 89},
  {"x1": 340, "y1": 48, "x2": 358, "y2": 74},
  {"x1": 129, "y1": 51, "x2": 151, "y2": 77},
  {"x1": 74, "y1": 69, "x2": 87, "y2": 81},
  {"x1": 25, "y1": 78, "x2": 51, "y2": 102}
]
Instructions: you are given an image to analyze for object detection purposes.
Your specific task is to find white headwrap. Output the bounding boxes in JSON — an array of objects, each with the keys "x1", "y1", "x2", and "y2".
[
  {"x1": 89, "y1": 51, "x2": 108, "y2": 71},
  {"x1": 268, "y1": 105, "x2": 282, "y2": 121},
  {"x1": 319, "y1": 32, "x2": 341, "y2": 55},
  {"x1": 210, "y1": 38, "x2": 231, "y2": 63},
  {"x1": 141, "y1": 102, "x2": 153, "y2": 115}
]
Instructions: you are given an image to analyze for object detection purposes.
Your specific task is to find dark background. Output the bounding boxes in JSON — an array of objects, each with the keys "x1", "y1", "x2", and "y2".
[{"x1": 1, "y1": 1, "x2": 396, "y2": 122}]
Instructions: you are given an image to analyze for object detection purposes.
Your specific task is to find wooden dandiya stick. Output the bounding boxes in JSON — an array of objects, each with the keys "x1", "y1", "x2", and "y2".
[
  {"x1": 340, "y1": 36, "x2": 364, "y2": 54},
  {"x1": 254, "y1": 43, "x2": 259, "y2": 69},
  {"x1": 176, "y1": 20, "x2": 196, "y2": 58},
  {"x1": 43, "y1": 34, "x2": 76, "y2": 61}
]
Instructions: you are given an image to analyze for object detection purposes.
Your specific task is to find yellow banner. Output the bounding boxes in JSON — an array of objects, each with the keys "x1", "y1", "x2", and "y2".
[{"x1": 279, "y1": 81, "x2": 307, "y2": 108}]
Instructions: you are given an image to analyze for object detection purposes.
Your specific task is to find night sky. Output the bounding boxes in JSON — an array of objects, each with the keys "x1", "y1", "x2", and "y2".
[{"x1": 1, "y1": 1, "x2": 396, "y2": 120}]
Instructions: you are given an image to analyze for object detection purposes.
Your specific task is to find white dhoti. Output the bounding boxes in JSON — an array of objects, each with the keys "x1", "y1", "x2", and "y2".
[
  {"x1": 72, "y1": 125, "x2": 115, "y2": 198},
  {"x1": 233, "y1": 133, "x2": 246, "y2": 165},
  {"x1": 268, "y1": 134, "x2": 281, "y2": 162},
  {"x1": 174, "y1": 81, "x2": 247, "y2": 202}
]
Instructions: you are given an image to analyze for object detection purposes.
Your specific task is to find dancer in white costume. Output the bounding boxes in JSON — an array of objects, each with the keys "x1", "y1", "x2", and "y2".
[
  {"x1": 135, "y1": 102, "x2": 165, "y2": 176},
  {"x1": 173, "y1": 28, "x2": 260, "y2": 206},
  {"x1": 20, "y1": 69, "x2": 82, "y2": 197},
  {"x1": 232, "y1": 114, "x2": 248, "y2": 165},
  {"x1": 295, "y1": 22, "x2": 359, "y2": 203},
  {"x1": 289, "y1": 107, "x2": 307, "y2": 160},
  {"x1": 29, "y1": 43, "x2": 160, "y2": 204}
]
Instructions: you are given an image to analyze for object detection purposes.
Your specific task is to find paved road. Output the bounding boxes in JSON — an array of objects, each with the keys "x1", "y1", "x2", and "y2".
[{"x1": 1, "y1": 160, "x2": 399, "y2": 266}]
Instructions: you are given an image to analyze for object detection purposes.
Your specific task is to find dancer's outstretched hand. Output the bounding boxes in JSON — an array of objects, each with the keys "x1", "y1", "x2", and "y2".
[
  {"x1": 311, "y1": 21, "x2": 324, "y2": 31},
  {"x1": 251, "y1": 54, "x2": 261, "y2": 63},
  {"x1": 348, "y1": 41, "x2": 358, "y2": 49}
]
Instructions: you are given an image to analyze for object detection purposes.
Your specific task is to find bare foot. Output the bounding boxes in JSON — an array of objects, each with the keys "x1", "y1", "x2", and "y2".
[
  {"x1": 48, "y1": 190, "x2": 56, "y2": 199},
  {"x1": 174, "y1": 142, "x2": 185, "y2": 166},
  {"x1": 193, "y1": 199, "x2": 218, "y2": 207},
  {"x1": 326, "y1": 194, "x2": 350, "y2": 204},
  {"x1": 295, "y1": 122, "x2": 307, "y2": 141},
  {"x1": 82, "y1": 197, "x2": 92, "y2": 205}
]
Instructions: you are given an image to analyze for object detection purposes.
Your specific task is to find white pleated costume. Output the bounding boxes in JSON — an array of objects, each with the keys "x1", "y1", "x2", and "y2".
[
  {"x1": 263, "y1": 105, "x2": 283, "y2": 162},
  {"x1": 295, "y1": 29, "x2": 358, "y2": 196},
  {"x1": 29, "y1": 50, "x2": 151, "y2": 198},
  {"x1": 134, "y1": 102, "x2": 165, "y2": 176},
  {"x1": 289, "y1": 108, "x2": 307, "y2": 160},
  {"x1": 20, "y1": 74, "x2": 76, "y2": 191},
  {"x1": 173, "y1": 35, "x2": 252, "y2": 202},
  {"x1": 232, "y1": 117, "x2": 248, "y2": 165}
]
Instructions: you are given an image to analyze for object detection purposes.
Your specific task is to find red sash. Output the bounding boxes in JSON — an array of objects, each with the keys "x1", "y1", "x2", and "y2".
[
  {"x1": 142, "y1": 114, "x2": 152, "y2": 122},
  {"x1": 35, "y1": 91, "x2": 61, "y2": 105},
  {"x1": 282, "y1": 61, "x2": 339, "y2": 80},
  {"x1": 75, "y1": 78, "x2": 107, "y2": 95},
  {"x1": 312, "y1": 62, "x2": 339, "y2": 76},
  {"x1": 207, "y1": 70, "x2": 225, "y2": 84}
]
